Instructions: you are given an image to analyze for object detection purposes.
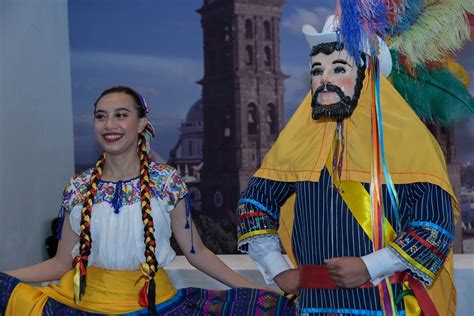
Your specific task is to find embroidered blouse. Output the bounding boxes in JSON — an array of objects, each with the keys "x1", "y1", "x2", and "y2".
[{"x1": 61, "y1": 162, "x2": 187, "y2": 271}]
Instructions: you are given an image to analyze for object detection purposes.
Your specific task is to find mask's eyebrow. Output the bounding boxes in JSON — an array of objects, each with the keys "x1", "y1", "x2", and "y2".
[
  {"x1": 311, "y1": 62, "x2": 322, "y2": 69},
  {"x1": 333, "y1": 59, "x2": 352, "y2": 67}
]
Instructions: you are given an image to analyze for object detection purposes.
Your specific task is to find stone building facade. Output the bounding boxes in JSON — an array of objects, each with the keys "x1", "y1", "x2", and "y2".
[
  {"x1": 197, "y1": 0, "x2": 287, "y2": 217},
  {"x1": 169, "y1": 99, "x2": 204, "y2": 211}
]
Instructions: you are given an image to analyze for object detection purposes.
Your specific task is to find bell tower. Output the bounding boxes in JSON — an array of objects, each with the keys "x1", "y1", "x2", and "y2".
[{"x1": 198, "y1": 0, "x2": 287, "y2": 216}]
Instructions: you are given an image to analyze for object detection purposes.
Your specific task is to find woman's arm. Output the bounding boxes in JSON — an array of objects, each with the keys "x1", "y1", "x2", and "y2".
[
  {"x1": 6, "y1": 213, "x2": 79, "y2": 283},
  {"x1": 170, "y1": 200, "x2": 264, "y2": 289}
]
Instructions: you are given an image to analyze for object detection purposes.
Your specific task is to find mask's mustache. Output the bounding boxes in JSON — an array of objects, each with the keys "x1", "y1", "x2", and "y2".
[
  {"x1": 310, "y1": 83, "x2": 355, "y2": 121},
  {"x1": 313, "y1": 83, "x2": 345, "y2": 99}
]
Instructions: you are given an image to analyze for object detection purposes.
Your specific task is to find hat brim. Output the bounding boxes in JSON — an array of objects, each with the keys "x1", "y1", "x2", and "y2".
[{"x1": 302, "y1": 25, "x2": 392, "y2": 77}]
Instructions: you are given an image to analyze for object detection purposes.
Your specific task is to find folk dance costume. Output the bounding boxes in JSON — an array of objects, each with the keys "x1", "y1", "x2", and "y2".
[
  {"x1": 0, "y1": 86, "x2": 296, "y2": 316},
  {"x1": 236, "y1": 3, "x2": 473, "y2": 314},
  {"x1": 237, "y1": 81, "x2": 457, "y2": 316},
  {"x1": 0, "y1": 162, "x2": 295, "y2": 316}
]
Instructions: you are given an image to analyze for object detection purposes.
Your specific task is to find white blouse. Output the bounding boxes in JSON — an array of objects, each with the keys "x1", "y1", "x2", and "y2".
[{"x1": 61, "y1": 163, "x2": 187, "y2": 271}]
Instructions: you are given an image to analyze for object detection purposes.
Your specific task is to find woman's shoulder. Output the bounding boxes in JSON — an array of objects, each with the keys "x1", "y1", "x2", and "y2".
[
  {"x1": 69, "y1": 167, "x2": 94, "y2": 190},
  {"x1": 149, "y1": 162, "x2": 178, "y2": 179},
  {"x1": 149, "y1": 162, "x2": 187, "y2": 206},
  {"x1": 148, "y1": 162, "x2": 185, "y2": 189},
  {"x1": 62, "y1": 168, "x2": 94, "y2": 211}
]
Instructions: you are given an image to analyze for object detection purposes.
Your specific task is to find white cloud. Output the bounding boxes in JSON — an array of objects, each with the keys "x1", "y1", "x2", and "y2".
[{"x1": 282, "y1": 6, "x2": 334, "y2": 34}]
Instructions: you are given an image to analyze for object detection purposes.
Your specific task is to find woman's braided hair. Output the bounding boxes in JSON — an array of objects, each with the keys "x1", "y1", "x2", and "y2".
[
  {"x1": 137, "y1": 132, "x2": 158, "y2": 312},
  {"x1": 74, "y1": 154, "x2": 105, "y2": 298},
  {"x1": 73, "y1": 87, "x2": 158, "y2": 314}
]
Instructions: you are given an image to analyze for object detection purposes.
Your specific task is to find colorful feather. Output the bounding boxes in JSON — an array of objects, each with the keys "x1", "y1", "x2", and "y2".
[
  {"x1": 390, "y1": 0, "x2": 473, "y2": 66},
  {"x1": 339, "y1": 0, "x2": 365, "y2": 65},
  {"x1": 388, "y1": 0, "x2": 424, "y2": 36},
  {"x1": 390, "y1": 50, "x2": 474, "y2": 125},
  {"x1": 337, "y1": 0, "x2": 472, "y2": 67},
  {"x1": 339, "y1": 0, "x2": 390, "y2": 60}
]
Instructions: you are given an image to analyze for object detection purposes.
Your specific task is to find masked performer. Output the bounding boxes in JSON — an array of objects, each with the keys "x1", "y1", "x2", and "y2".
[{"x1": 236, "y1": 2, "x2": 473, "y2": 314}]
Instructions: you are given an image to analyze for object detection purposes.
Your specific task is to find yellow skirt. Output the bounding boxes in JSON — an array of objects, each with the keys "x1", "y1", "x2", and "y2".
[{"x1": 6, "y1": 267, "x2": 177, "y2": 315}]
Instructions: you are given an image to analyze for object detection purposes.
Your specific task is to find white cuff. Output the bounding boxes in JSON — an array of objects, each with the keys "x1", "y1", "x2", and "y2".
[
  {"x1": 361, "y1": 248, "x2": 407, "y2": 285},
  {"x1": 254, "y1": 251, "x2": 291, "y2": 284}
]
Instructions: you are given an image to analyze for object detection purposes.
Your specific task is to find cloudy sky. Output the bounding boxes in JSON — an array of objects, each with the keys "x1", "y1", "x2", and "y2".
[{"x1": 69, "y1": 0, "x2": 474, "y2": 166}]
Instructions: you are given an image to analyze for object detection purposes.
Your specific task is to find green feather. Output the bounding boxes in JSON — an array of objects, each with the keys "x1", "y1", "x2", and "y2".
[
  {"x1": 390, "y1": 50, "x2": 474, "y2": 126},
  {"x1": 390, "y1": 0, "x2": 473, "y2": 66}
]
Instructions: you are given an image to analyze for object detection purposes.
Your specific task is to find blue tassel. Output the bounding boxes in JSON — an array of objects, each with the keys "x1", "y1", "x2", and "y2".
[
  {"x1": 183, "y1": 193, "x2": 196, "y2": 254},
  {"x1": 111, "y1": 181, "x2": 123, "y2": 214},
  {"x1": 184, "y1": 194, "x2": 192, "y2": 229},
  {"x1": 56, "y1": 207, "x2": 65, "y2": 240}
]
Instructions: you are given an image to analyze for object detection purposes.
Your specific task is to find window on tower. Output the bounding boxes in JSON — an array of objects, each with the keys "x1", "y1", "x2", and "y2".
[
  {"x1": 267, "y1": 103, "x2": 277, "y2": 134},
  {"x1": 245, "y1": 19, "x2": 253, "y2": 39},
  {"x1": 246, "y1": 45, "x2": 254, "y2": 66},
  {"x1": 264, "y1": 20, "x2": 271, "y2": 40},
  {"x1": 264, "y1": 46, "x2": 272, "y2": 66},
  {"x1": 248, "y1": 103, "x2": 257, "y2": 135},
  {"x1": 224, "y1": 108, "x2": 231, "y2": 137}
]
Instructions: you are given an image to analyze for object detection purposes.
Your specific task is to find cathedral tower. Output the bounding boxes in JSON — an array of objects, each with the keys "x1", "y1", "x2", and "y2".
[{"x1": 198, "y1": 0, "x2": 287, "y2": 216}]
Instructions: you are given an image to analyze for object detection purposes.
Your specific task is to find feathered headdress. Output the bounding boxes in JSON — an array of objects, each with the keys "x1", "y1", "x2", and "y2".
[{"x1": 337, "y1": 0, "x2": 474, "y2": 125}]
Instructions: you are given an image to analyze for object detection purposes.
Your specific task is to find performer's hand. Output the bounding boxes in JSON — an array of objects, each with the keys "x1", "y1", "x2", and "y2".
[
  {"x1": 325, "y1": 257, "x2": 370, "y2": 288},
  {"x1": 274, "y1": 268, "x2": 300, "y2": 295}
]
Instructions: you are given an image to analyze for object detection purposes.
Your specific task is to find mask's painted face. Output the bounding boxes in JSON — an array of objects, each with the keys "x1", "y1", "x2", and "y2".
[{"x1": 310, "y1": 45, "x2": 364, "y2": 121}]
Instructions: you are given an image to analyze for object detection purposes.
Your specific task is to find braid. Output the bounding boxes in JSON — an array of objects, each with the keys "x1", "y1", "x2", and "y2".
[
  {"x1": 73, "y1": 153, "x2": 105, "y2": 302},
  {"x1": 138, "y1": 134, "x2": 158, "y2": 314}
]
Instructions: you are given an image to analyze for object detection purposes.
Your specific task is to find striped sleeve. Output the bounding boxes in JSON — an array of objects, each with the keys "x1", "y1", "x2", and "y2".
[
  {"x1": 388, "y1": 183, "x2": 454, "y2": 285},
  {"x1": 236, "y1": 177, "x2": 295, "y2": 252}
]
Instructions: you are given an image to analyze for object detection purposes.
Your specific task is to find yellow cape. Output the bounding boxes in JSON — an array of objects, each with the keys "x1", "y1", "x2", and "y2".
[{"x1": 255, "y1": 75, "x2": 458, "y2": 316}]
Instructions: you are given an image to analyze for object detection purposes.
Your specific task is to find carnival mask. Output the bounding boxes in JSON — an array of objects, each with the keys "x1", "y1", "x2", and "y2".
[{"x1": 310, "y1": 45, "x2": 365, "y2": 121}]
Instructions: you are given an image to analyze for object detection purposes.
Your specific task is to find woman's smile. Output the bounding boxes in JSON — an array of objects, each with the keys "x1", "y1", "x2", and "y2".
[{"x1": 102, "y1": 132, "x2": 124, "y2": 143}]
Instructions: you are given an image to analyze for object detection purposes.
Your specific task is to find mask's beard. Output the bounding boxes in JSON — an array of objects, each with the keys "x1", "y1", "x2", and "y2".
[{"x1": 311, "y1": 83, "x2": 356, "y2": 121}]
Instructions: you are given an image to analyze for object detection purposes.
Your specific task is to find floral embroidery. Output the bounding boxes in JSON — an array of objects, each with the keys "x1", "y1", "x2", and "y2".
[
  {"x1": 61, "y1": 162, "x2": 187, "y2": 213},
  {"x1": 257, "y1": 293, "x2": 278, "y2": 311},
  {"x1": 236, "y1": 202, "x2": 279, "y2": 253}
]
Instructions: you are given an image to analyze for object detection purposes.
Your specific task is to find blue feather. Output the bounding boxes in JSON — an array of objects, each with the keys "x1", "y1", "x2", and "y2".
[
  {"x1": 389, "y1": 0, "x2": 424, "y2": 36},
  {"x1": 340, "y1": 0, "x2": 363, "y2": 65},
  {"x1": 340, "y1": 0, "x2": 389, "y2": 62}
]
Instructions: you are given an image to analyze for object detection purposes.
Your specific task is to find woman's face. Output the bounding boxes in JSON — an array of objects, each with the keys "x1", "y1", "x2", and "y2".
[{"x1": 94, "y1": 92, "x2": 147, "y2": 157}]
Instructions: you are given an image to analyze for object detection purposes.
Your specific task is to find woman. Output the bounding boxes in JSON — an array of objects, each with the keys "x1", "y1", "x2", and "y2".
[{"x1": 0, "y1": 86, "x2": 295, "y2": 315}]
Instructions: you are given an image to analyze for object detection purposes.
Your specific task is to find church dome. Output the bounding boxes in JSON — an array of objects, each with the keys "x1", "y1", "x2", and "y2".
[{"x1": 184, "y1": 99, "x2": 203, "y2": 126}]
